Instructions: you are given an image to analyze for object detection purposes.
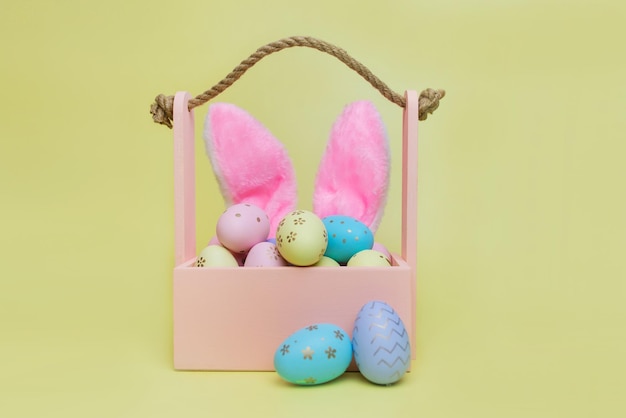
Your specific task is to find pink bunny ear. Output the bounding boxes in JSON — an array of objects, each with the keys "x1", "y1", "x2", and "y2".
[
  {"x1": 313, "y1": 101, "x2": 390, "y2": 233},
  {"x1": 204, "y1": 103, "x2": 297, "y2": 235}
]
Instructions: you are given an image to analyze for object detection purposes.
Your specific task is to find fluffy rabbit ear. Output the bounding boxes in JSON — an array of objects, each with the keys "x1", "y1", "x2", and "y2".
[
  {"x1": 313, "y1": 101, "x2": 390, "y2": 233},
  {"x1": 204, "y1": 103, "x2": 297, "y2": 235}
]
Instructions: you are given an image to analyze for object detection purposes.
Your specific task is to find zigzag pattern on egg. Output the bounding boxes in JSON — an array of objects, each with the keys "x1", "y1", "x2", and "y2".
[{"x1": 352, "y1": 301, "x2": 411, "y2": 385}]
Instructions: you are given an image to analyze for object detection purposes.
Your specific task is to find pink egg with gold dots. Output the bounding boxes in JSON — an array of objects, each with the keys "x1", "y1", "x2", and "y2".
[{"x1": 216, "y1": 203, "x2": 270, "y2": 254}]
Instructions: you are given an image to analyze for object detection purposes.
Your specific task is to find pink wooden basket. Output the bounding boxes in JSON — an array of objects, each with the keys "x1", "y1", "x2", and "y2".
[{"x1": 171, "y1": 90, "x2": 419, "y2": 371}]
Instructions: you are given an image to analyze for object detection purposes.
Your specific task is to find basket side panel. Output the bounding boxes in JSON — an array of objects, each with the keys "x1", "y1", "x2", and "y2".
[{"x1": 173, "y1": 264, "x2": 413, "y2": 371}]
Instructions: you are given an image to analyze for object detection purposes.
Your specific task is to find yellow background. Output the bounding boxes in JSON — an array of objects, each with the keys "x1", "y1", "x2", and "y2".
[{"x1": 1, "y1": 0, "x2": 625, "y2": 416}]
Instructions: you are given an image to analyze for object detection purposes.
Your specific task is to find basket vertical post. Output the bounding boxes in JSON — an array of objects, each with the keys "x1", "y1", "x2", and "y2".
[
  {"x1": 173, "y1": 92, "x2": 196, "y2": 265},
  {"x1": 402, "y1": 90, "x2": 419, "y2": 335}
]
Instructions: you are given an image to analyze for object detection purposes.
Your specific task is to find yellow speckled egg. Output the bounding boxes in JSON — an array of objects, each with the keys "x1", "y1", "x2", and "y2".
[
  {"x1": 195, "y1": 245, "x2": 239, "y2": 267},
  {"x1": 347, "y1": 250, "x2": 391, "y2": 267},
  {"x1": 276, "y1": 210, "x2": 328, "y2": 266}
]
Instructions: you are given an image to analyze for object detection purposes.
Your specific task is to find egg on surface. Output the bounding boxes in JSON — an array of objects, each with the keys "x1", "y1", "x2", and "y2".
[
  {"x1": 347, "y1": 250, "x2": 391, "y2": 267},
  {"x1": 243, "y1": 242, "x2": 287, "y2": 267},
  {"x1": 274, "y1": 323, "x2": 352, "y2": 385},
  {"x1": 195, "y1": 245, "x2": 239, "y2": 267},
  {"x1": 275, "y1": 210, "x2": 327, "y2": 266},
  {"x1": 323, "y1": 215, "x2": 374, "y2": 264},
  {"x1": 352, "y1": 301, "x2": 411, "y2": 385},
  {"x1": 216, "y1": 203, "x2": 270, "y2": 254}
]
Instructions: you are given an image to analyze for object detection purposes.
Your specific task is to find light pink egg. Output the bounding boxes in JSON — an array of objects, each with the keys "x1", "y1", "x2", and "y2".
[
  {"x1": 244, "y1": 242, "x2": 287, "y2": 267},
  {"x1": 216, "y1": 203, "x2": 270, "y2": 254}
]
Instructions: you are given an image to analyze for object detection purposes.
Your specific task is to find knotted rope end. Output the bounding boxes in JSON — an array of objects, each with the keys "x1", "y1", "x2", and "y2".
[
  {"x1": 418, "y1": 88, "x2": 446, "y2": 121},
  {"x1": 150, "y1": 94, "x2": 175, "y2": 129}
]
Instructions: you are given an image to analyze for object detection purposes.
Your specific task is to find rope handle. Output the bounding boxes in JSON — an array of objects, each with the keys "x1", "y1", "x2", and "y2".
[{"x1": 149, "y1": 36, "x2": 445, "y2": 128}]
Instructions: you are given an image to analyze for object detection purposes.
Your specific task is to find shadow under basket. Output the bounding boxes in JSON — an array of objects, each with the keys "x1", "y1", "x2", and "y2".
[{"x1": 171, "y1": 91, "x2": 420, "y2": 371}]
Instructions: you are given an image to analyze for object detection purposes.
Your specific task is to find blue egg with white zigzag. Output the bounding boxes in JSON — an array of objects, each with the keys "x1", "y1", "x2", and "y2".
[{"x1": 352, "y1": 301, "x2": 411, "y2": 385}]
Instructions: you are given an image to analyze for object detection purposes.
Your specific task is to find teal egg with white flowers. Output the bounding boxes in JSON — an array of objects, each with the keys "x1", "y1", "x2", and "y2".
[
  {"x1": 323, "y1": 215, "x2": 374, "y2": 264},
  {"x1": 274, "y1": 323, "x2": 352, "y2": 385}
]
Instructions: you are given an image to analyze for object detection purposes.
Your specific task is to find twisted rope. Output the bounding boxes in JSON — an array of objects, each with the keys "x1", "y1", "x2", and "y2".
[{"x1": 150, "y1": 36, "x2": 445, "y2": 129}]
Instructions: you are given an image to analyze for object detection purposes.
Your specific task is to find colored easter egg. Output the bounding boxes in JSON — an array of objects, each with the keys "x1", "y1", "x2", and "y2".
[
  {"x1": 352, "y1": 301, "x2": 410, "y2": 385},
  {"x1": 208, "y1": 235, "x2": 245, "y2": 265},
  {"x1": 195, "y1": 245, "x2": 239, "y2": 267},
  {"x1": 372, "y1": 242, "x2": 392, "y2": 264},
  {"x1": 275, "y1": 210, "x2": 327, "y2": 266},
  {"x1": 347, "y1": 250, "x2": 391, "y2": 267},
  {"x1": 216, "y1": 203, "x2": 270, "y2": 254},
  {"x1": 312, "y1": 256, "x2": 341, "y2": 267},
  {"x1": 244, "y1": 242, "x2": 287, "y2": 267},
  {"x1": 323, "y1": 215, "x2": 374, "y2": 264},
  {"x1": 274, "y1": 323, "x2": 352, "y2": 385}
]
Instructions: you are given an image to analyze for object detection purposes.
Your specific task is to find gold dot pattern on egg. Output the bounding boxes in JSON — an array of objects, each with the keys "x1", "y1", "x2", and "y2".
[{"x1": 235, "y1": 213, "x2": 241, "y2": 217}]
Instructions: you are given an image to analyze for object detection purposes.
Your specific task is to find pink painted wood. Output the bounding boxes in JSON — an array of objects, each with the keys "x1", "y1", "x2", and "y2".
[
  {"x1": 402, "y1": 90, "x2": 419, "y2": 343},
  {"x1": 173, "y1": 92, "x2": 196, "y2": 265},
  {"x1": 172, "y1": 91, "x2": 419, "y2": 371}
]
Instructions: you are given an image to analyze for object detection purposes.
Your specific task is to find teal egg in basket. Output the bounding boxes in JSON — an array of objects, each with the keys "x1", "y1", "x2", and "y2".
[{"x1": 323, "y1": 215, "x2": 374, "y2": 264}]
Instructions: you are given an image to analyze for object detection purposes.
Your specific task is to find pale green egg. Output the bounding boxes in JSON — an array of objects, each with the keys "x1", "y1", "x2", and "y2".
[
  {"x1": 312, "y1": 256, "x2": 341, "y2": 267},
  {"x1": 195, "y1": 245, "x2": 239, "y2": 267},
  {"x1": 346, "y1": 249, "x2": 391, "y2": 267},
  {"x1": 276, "y1": 210, "x2": 328, "y2": 266}
]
